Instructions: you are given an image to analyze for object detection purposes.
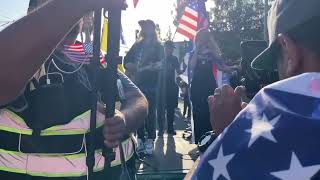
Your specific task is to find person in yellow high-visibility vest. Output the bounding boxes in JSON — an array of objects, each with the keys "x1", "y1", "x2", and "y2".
[{"x1": 0, "y1": 0, "x2": 148, "y2": 179}]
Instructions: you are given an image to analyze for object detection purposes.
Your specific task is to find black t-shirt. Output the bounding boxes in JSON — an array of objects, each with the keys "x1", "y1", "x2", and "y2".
[
  {"x1": 191, "y1": 55, "x2": 217, "y2": 100},
  {"x1": 11, "y1": 52, "x2": 92, "y2": 130},
  {"x1": 165, "y1": 55, "x2": 179, "y2": 87},
  {"x1": 124, "y1": 41, "x2": 164, "y2": 89}
]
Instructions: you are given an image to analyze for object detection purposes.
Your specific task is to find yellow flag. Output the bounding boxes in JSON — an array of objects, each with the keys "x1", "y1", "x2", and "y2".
[
  {"x1": 101, "y1": 18, "x2": 108, "y2": 53},
  {"x1": 118, "y1": 64, "x2": 126, "y2": 73},
  {"x1": 100, "y1": 17, "x2": 125, "y2": 72}
]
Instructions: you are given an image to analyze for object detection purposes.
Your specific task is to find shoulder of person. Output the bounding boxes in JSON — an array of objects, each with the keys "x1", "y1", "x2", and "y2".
[
  {"x1": 1, "y1": 86, "x2": 28, "y2": 112},
  {"x1": 131, "y1": 42, "x2": 142, "y2": 49},
  {"x1": 154, "y1": 41, "x2": 164, "y2": 49},
  {"x1": 173, "y1": 56, "x2": 179, "y2": 64},
  {"x1": 117, "y1": 71, "x2": 139, "y2": 92},
  {"x1": 189, "y1": 50, "x2": 196, "y2": 56},
  {"x1": 172, "y1": 55, "x2": 178, "y2": 60}
]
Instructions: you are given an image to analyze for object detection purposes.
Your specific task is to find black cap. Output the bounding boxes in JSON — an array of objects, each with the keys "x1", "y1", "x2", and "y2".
[
  {"x1": 138, "y1": 19, "x2": 156, "y2": 29},
  {"x1": 251, "y1": 0, "x2": 320, "y2": 70},
  {"x1": 164, "y1": 40, "x2": 175, "y2": 49}
]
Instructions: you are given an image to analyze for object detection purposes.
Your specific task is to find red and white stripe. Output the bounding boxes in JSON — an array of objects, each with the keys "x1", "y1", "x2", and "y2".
[
  {"x1": 62, "y1": 44, "x2": 90, "y2": 64},
  {"x1": 133, "y1": 0, "x2": 139, "y2": 8},
  {"x1": 177, "y1": 6, "x2": 199, "y2": 40},
  {"x1": 213, "y1": 64, "x2": 223, "y2": 87},
  {"x1": 62, "y1": 43, "x2": 104, "y2": 65}
]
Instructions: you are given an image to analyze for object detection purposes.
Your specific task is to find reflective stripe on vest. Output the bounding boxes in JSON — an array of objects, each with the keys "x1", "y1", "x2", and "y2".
[
  {"x1": 0, "y1": 139, "x2": 134, "y2": 177},
  {"x1": 0, "y1": 109, "x2": 135, "y2": 177},
  {"x1": 0, "y1": 109, "x2": 105, "y2": 136}
]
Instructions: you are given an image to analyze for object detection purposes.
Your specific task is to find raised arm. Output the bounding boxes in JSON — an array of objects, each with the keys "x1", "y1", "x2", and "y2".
[{"x1": 0, "y1": 0, "x2": 119, "y2": 105}]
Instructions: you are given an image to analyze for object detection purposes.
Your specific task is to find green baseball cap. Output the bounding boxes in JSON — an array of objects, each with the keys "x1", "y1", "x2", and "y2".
[{"x1": 251, "y1": 0, "x2": 320, "y2": 70}]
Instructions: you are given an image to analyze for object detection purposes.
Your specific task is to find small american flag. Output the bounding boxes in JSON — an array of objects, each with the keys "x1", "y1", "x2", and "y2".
[
  {"x1": 62, "y1": 42, "x2": 105, "y2": 65},
  {"x1": 177, "y1": 0, "x2": 209, "y2": 40}
]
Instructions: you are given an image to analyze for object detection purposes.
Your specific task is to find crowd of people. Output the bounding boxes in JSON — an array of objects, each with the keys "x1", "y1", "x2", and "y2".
[
  {"x1": 123, "y1": 20, "x2": 241, "y2": 155},
  {"x1": 0, "y1": 0, "x2": 320, "y2": 179}
]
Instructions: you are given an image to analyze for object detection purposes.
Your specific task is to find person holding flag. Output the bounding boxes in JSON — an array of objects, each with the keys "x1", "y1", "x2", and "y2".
[
  {"x1": 188, "y1": 29, "x2": 235, "y2": 144},
  {"x1": 0, "y1": 0, "x2": 148, "y2": 179},
  {"x1": 190, "y1": 0, "x2": 320, "y2": 179},
  {"x1": 176, "y1": 0, "x2": 237, "y2": 144}
]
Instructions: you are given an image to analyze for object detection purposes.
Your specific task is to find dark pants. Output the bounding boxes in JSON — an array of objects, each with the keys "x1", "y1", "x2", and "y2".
[
  {"x1": 166, "y1": 103, "x2": 176, "y2": 132},
  {"x1": 190, "y1": 89, "x2": 213, "y2": 144},
  {"x1": 158, "y1": 85, "x2": 178, "y2": 132},
  {"x1": 0, "y1": 156, "x2": 136, "y2": 180},
  {"x1": 137, "y1": 88, "x2": 157, "y2": 141},
  {"x1": 183, "y1": 94, "x2": 191, "y2": 118}
]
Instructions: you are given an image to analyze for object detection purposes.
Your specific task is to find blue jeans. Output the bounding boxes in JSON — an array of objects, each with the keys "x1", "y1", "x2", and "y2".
[{"x1": 137, "y1": 88, "x2": 157, "y2": 141}]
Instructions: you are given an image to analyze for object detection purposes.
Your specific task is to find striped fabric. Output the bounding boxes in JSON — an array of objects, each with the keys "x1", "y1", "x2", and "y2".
[
  {"x1": 0, "y1": 142, "x2": 134, "y2": 177},
  {"x1": 177, "y1": 1, "x2": 199, "y2": 40},
  {"x1": 62, "y1": 42, "x2": 105, "y2": 65},
  {"x1": 0, "y1": 109, "x2": 105, "y2": 136},
  {"x1": 212, "y1": 64, "x2": 223, "y2": 87},
  {"x1": 0, "y1": 109, "x2": 135, "y2": 177},
  {"x1": 177, "y1": 0, "x2": 209, "y2": 40}
]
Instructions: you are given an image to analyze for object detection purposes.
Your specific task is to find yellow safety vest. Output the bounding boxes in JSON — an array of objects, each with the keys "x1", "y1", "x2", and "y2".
[{"x1": 0, "y1": 109, "x2": 134, "y2": 177}]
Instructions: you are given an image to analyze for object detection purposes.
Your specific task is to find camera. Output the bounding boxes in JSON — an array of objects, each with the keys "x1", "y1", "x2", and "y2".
[{"x1": 240, "y1": 40, "x2": 279, "y2": 99}]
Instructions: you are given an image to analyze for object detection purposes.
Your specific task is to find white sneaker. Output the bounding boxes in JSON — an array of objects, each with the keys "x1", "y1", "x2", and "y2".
[
  {"x1": 136, "y1": 138, "x2": 145, "y2": 154},
  {"x1": 144, "y1": 139, "x2": 154, "y2": 155}
]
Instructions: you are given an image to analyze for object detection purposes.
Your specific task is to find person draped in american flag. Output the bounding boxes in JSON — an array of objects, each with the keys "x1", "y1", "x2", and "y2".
[
  {"x1": 188, "y1": 0, "x2": 320, "y2": 179},
  {"x1": 187, "y1": 29, "x2": 237, "y2": 144},
  {"x1": 178, "y1": 0, "x2": 237, "y2": 144}
]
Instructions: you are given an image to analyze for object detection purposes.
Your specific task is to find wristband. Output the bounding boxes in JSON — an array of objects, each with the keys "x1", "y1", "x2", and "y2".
[{"x1": 198, "y1": 131, "x2": 218, "y2": 153}]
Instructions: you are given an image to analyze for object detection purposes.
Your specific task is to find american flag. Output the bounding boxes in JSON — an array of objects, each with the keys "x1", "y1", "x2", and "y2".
[
  {"x1": 120, "y1": 25, "x2": 126, "y2": 45},
  {"x1": 133, "y1": 0, "x2": 139, "y2": 8},
  {"x1": 197, "y1": 0, "x2": 209, "y2": 29},
  {"x1": 177, "y1": 0, "x2": 209, "y2": 40},
  {"x1": 212, "y1": 64, "x2": 223, "y2": 87},
  {"x1": 62, "y1": 42, "x2": 105, "y2": 65},
  {"x1": 192, "y1": 73, "x2": 320, "y2": 180}
]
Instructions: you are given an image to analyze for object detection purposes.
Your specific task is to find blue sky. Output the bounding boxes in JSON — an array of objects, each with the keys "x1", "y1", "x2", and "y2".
[
  {"x1": 0, "y1": 0, "x2": 29, "y2": 29},
  {"x1": 122, "y1": 0, "x2": 215, "y2": 46},
  {"x1": 0, "y1": 0, "x2": 214, "y2": 47}
]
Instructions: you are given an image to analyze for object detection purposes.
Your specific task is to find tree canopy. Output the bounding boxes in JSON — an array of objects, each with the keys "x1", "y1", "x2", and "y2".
[
  {"x1": 210, "y1": 0, "x2": 266, "y2": 63},
  {"x1": 174, "y1": 0, "x2": 269, "y2": 63}
]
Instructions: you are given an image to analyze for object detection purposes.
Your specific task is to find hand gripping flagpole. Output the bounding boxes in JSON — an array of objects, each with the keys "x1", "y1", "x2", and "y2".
[
  {"x1": 102, "y1": 3, "x2": 131, "y2": 180},
  {"x1": 87, "y1": 2, "x2": 129, "y2": 180},
  {"x1": 102, "y1": 6, "x2": 127, "y2": 179},
  {"x1": 86, "y1": 8, "x2": 103, "y2": 180}
]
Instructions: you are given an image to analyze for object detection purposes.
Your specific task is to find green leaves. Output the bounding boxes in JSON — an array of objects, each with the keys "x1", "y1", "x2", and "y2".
[{"x1": 210, "y1": 0, "x2": 265, "y2": 63}]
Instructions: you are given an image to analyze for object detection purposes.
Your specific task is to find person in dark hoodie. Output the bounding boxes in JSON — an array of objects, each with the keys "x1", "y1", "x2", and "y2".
[{"x1": 124, "y1": 19, "x2": 164, "y2": 155}]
